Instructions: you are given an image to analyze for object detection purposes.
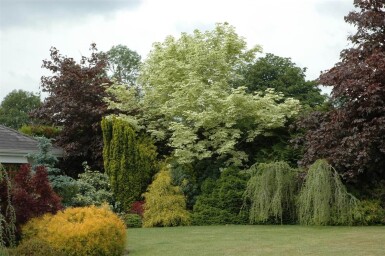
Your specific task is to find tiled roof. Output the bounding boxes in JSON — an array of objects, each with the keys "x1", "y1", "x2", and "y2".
[
  {"x1": 0, "y1": 125, "x2": 63, "y2": 156},
  {"x1": 0, "y1": 125, "x2": 39, "y2": 151}
]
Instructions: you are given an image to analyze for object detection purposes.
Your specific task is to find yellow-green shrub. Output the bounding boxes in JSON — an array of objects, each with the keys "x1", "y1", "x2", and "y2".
[
  {"x1": 22, "y1": 206, "x2": 126, "y2": 256},
  {"x1": 143, "y1": 165, "x2": 191, "y2": 227},
  {"x1": 8, "y1": 238, "x2": 65, "y2": 256}
]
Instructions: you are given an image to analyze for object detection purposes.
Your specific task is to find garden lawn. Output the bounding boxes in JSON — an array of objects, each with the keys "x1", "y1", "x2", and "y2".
[{"x1": 127, "y1": 225, "x2": 385, "y2": 256}]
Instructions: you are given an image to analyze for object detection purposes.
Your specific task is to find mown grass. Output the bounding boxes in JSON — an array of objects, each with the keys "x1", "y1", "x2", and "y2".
[{"x1": 127, "y1": 225, "x2": 385, "y2": 256}]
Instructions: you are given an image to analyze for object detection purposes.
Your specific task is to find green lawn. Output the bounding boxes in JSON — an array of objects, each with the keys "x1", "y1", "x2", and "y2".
[{"x1": 127, "y1": 225, "x2": 385, "y2": 256}]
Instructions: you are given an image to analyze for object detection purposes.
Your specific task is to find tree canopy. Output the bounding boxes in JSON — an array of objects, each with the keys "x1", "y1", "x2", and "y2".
[
  {"x1": 106, "y1": 45, "x2": 141, "y2": 86},
  {"x1": 109, "y1": 23, "x2": 301, "y2": 167},
  {"x1": 32, "y1": 44, "x2": 112, "y2": 174},
  {"x1": 0, "y1": 90, "x2": 41, "y2": 129},
  {"x1": 240, "y1": 53, "x2": 326, "y2": 108},
  {"x1": 299, "y1": 0, "x2": 385, "y2": 185}
]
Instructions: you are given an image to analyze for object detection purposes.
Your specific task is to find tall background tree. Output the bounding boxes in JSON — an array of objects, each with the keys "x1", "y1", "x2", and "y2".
[
  {"x1": 237, "y1": 54, "x2": 327, "y2": 166},
  {"x1": 106, "y1": 44, "x2": 141, "y2": 87},
  {"x1": 0, "y1": 90, "x2": 41, "y2": 129},
  {"x1": 137, "y1": 23, "x2": 300, "y2": 167},
  {"x1": 32, "y1": 44, "x2": 112, "y2": 174},
  {"x1": 106, "y1": 24, "x2": 302, "y2": 208},
  {"x1": 299, "y1": 0, "x2": 385, "y2": 199},
  {"x1": 240, "y1": 53, "x2": 326, "y2": 109}
]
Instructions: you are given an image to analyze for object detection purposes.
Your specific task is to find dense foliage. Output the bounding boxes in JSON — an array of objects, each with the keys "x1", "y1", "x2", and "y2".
[
  {"x1": 0, "y1": 90, "x2": 41, "y2": 129},
  {"x1": 106, "y1": 44, "x2": 141, "y2": 86},
  {"x1": 102, "y1": 117, "x2": 158, "y2": 212},
  {"x1": 8, "y1": 238, "x2": 66, "y2": 256},
  {"x1": 134, "y1": 23, "x2": 300, "y2": 166},
  {"x1": 143, "y1": 165, "x2": 190, "y2": 227},
  {"x1": 192, "y1": 167, "x2": 248, "y2": 225},
  {"x1": 243, "y1": 162, "x2": 298, "y2": 224},
  {"x1": 12, "y1": 2, "x2": 383, "y2": 232},
  {"x1": 240, "y1": 53, "x2": 326, "y2": 108},
  {"x1": 72, "y1": 163, "x2": 114, "y2": 207},
  {"x1": 2, "y1": 163, "x2": 58, "y2": 247},
  {"x1": 121, "y1": 213, "x2": 142, "y2": 228},
  {"x1": 8, "y1": 165, "x2": 62, "y2": 237},
  {"x1": 299, "y1": 0, "x2": 385, "y2": 188},
  {"x1": 298, "y1": 160, "x2": 358, "y2": 225},
  {"x1": 238, "y1": 53, "x2": 327, "y2": 166},
  {"x1": 22, "y1": 206, "x2": 126, "y2": 256},
  {"x1": 169, "y1": 162, "x2": 198, "y2": 210},
  {"x1": 31, "y1": 44, "x2": 112, "y2": 174},
  {"x1": 28, "y1": 137, "x2": 78, "y2": 207},
  {"x1": 19, "y1": 124, "x2": 60, "y2": 139},
  {"x1": 354, "y1": 200, "x2": 385, "y2": 225}
]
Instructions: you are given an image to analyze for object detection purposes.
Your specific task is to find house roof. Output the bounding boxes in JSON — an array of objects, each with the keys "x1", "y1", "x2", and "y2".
[{"x1": 0, "y1": 125, "x2": 63, "y2": 163}]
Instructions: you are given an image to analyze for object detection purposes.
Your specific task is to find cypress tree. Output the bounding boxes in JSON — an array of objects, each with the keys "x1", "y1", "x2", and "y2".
[{"x1": 101, "y1": 117, "x2": 157, "y2": 212}]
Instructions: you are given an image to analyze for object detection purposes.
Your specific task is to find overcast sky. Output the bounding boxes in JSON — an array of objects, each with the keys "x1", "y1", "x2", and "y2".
[{"x1": 0, "y1": 0, "x2": 355, "y2": 102}]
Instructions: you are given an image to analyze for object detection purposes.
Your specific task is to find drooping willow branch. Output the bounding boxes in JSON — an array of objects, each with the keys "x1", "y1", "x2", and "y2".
[
  {"x1": 243, "y1": 161, "x2": 298, "y2": 224},
  {"x1": 297, "y1": 159, "x2": 359, "y2": 225}
]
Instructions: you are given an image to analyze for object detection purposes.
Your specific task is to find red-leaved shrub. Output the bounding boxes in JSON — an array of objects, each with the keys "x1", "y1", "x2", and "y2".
[
  {"x1": 11, "y1": 164, "x2": 62, "y2": 225},
  {"x1": 0, "y1": 164, "x2": 62, "y2": 240},
  {"x1": 130, "y1": 201, "x2": 144, "y2": 217}
]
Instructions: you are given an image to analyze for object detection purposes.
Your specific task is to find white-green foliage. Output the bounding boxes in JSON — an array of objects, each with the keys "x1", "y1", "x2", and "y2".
[
  {"x1": 109, "y1": 23, "x2": 300, "y2": 167},
  {"x1": 104, "y1": 83, "x2": 142, "y2": 130},
  {"x1": 72, "y1": 162, "x2": 114, "y2": 207},
  {"x1": 243, "y1": 162, "x2": 298, "y2": 224},
  {"x1": 298, "y1": 159, "x2": 359, "y2": 225},
  {"x1": 0, "y1": 165, "x2": 16, "y2": 248}
]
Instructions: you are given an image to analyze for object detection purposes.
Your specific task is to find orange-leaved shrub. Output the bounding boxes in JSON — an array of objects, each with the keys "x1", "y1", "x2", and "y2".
[{"x1": 22, "y1": 205, "x2": 126, "y2": 256}]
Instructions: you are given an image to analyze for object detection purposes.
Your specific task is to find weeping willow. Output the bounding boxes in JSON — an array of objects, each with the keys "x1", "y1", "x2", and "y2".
[
  {"x1": 0, "y1": 165, "x2": 16, "y2": 248},
  {"x1": 243, "y1": 161, "x2": 298, "y2": 224},
  {"x1": 298, "y1": 159, "x2": 358, "y2": 226}
]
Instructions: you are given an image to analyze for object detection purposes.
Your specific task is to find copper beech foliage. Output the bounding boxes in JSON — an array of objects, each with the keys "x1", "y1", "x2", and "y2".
[
  {"x1": 299, "y1": 0, "x2": 385, "y2": 183},
  {"x1": 32, "y1": 44, "x2": 112, "y2": 173}
]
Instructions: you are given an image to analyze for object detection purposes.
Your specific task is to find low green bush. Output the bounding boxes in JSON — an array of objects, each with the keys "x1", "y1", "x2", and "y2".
[
  {"x1": 122, "y1": 213, "x2": 142, "y2": 228},
  {"x1": 8, "y1": 238, "x2": 65, "y2": 256},
  {"x1": 354, "y1": 200, "x2": 385, "y2": 225},
  {"x1": 192, "y1": 168, "x2": 248, "y2": 225}
]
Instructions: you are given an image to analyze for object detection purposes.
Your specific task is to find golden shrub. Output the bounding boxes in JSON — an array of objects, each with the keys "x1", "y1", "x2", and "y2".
[
  {"x1": 143, "y1": 165, "x2": 191, "y2": 227},
  {"x1": 22, "y1": 205, "x2": 126, "y2": 256}
]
